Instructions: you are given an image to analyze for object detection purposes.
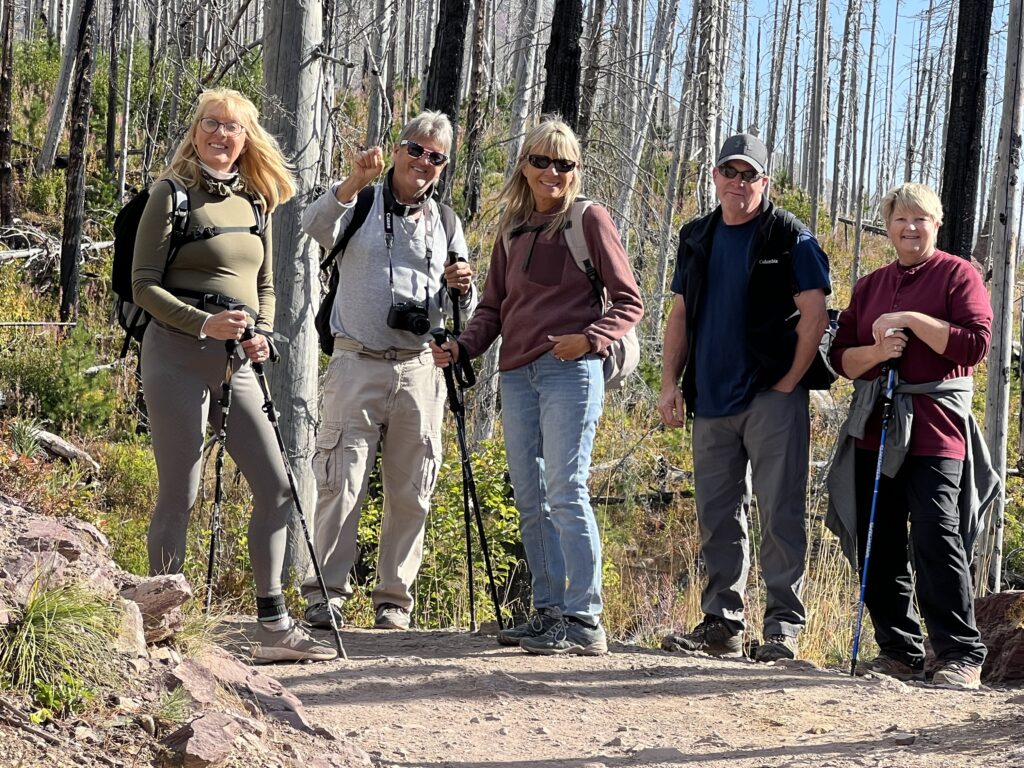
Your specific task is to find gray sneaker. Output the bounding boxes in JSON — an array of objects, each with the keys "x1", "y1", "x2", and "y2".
[
  {"x1": 519, "y1": 617, "x2": 608, "y2": 656},
  {"x1": 250, "y1": 622, "x2": 338, "y2": 663},
  {"x1": 661, "y1": 615, "x2": 743, "y2": 658},
  {"x1": 754, "y1": 634, "x2": 798, "y2": 662},
  {"x1": 932, "y1": 660, "x2": 982, "y2": 690},
  {"x1": 497, "y1": 608, "x2": 562, "y2": 647},
  {"x1": 304, "y1": 598, "x2": 345, "y2": 629},
  {"x1": 374, "y1": 603, "x2": 411, "y2": 630}
]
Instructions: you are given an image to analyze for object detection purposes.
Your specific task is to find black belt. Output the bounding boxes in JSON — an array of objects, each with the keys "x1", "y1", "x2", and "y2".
[{"x1": 172, "y1": 289, "x2": 257, "y2": 321}]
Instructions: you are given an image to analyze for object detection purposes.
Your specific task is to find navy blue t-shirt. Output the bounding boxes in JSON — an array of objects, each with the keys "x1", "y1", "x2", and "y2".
[
  {"x1": 672, "y1": 220, "x2": 832, "y2": 418},
  {"x1": 693, "y1": 219, "x2": 758, "y2": 417}
]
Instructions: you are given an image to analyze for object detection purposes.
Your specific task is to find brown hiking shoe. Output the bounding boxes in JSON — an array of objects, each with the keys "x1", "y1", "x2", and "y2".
[
  {"x1": 661, "y1": 615, "x2": 743, "y2": 658},
  {"x1": 855, "y1": 654, "x2": 925, "y2": 681},
  {"x1": 932, "y1": 660, "x2": 982, "y2": 690},
  {"x1": 754, "y1": 634, "x2": 798, "y2": 662}
]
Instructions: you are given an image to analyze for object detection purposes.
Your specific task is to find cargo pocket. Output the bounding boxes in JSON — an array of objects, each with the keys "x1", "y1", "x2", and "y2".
[
  {"x1": 312, "y1": 425, "x2": 343, "y2": 497},
  {"x1": 414, "y1": 434, "x2": 442, "y2": 501}
]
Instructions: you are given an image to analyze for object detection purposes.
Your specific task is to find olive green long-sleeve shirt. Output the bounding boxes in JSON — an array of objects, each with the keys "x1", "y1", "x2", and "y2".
[{"x1": 132, "y1": 181, "x2": 274, "y2": 336}]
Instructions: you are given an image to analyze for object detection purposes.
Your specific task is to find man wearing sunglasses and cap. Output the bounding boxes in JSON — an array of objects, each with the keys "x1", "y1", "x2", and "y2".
[
  {"x1": 658, "y1": 133, "x2": 831, "y2": 662},
  {"x1": 300, "y1": 111, "x2": 476, "y2": 632}
]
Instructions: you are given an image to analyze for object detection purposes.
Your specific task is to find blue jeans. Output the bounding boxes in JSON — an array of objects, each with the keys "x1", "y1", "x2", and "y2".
[{"x1": 500, "y1": 352, "x2": 605, "y2": 624}]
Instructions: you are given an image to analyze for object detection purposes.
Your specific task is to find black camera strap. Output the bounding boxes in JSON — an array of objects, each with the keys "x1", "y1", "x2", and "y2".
[{"x1": 383, "y1": 203, "x2": 434, "y2": 311}]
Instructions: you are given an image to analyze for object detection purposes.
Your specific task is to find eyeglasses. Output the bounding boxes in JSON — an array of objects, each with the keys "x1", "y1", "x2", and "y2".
[
  {"x1": 527, "y1": 155, "x2": 577, "y2": 173},
  {"x1": 717, "y1": 165, "x2": 763, "y2": 182},
  {"x1": 401, "y1": 140, "x2": 448, "y2": 166},
  {"x1": 199, "y1": 117, "x2": 245, "y2": 137}
]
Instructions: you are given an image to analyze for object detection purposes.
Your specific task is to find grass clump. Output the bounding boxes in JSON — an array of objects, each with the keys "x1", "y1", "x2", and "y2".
[{"x1": 0, "y1": 582, "x2": 120, "y2": 716}]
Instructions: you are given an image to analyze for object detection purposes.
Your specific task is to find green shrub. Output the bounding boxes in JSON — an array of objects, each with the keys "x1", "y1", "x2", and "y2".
[
  {"x1": 21, "y1": 169, "x2": 66, "y2": 217},
  {"x1": 0, "y1": 324, "x2": 121, "y2": 433}
]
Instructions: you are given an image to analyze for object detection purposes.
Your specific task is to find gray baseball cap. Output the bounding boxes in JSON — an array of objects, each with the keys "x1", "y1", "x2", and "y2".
[{"x1": 717, "y1": 133, "x2": 768, "y2": 174}]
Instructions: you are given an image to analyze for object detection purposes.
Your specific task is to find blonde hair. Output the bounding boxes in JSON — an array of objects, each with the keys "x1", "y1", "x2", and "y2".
[
  {"x1": 162, "y1": 88, "x2": 297, "y2": 212},
  {"x1": 880, "y1": 183, "x2": 944, "y2": 226},
  {"x1": 398, "y1": 110, "x2": 453, "y2": 155},
  {"x1": 496, "y1": 117, "x2": 583, "y2": 239}
]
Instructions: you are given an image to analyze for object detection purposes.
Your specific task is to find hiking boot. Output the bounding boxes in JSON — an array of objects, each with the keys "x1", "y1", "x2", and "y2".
[
  {"x1": 304, "y1": 598, "x2": 345, "y2": 630},
  {"x1": 932, "y1": 660, "x2": 982, "y2": 690},
  {"x1": 855, "y1": 654, "x2": 925, "y2": 682},
  {"x1": 497, "y1": 608, "x2": 562, "y2": 647},
  {"x1": 661, "y1": 615, "x2": 743, "y2": 658},
  {"x1": 374, "y1": 603, "x2": 411, "y2": 630},
  {"x1": 519, "y1": 617, "x2": 608, "y2": 656},
  {"x1": 754, "y1": 634, "x2": 798, "y2": 662},
  {"x1": 250, "y1": 622, "x2": 338, "y2": 663}
]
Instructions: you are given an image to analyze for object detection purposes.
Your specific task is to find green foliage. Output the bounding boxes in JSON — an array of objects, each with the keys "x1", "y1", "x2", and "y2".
[
  {"x1": 0, "y1": 583, "x2": 119, "y2": 711},
  {"x1": 12, "y1": 32, "x2": 61, "y2": 147},
  {"x1": 21, "y1": 170, "x2": 66, "y2": 217},
  {"x1": 0, "y1": 324, "x2": 120, "y2": 433},
  {"x1": 354, "y1": 438, "x2": 521, "y2": 627},
  {"x1": 8, "y1": 417, "x2": 45, "y2": 459},
  {"x1": 31, "y1": 671, "x2": 95, "y2": 719},
  {"x1": 153, "y1": 686, "x2": 190, "y2": 725}
]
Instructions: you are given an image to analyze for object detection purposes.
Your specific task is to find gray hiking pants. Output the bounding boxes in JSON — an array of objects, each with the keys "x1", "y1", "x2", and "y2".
[
  {"x1": 691, "y1": 387, "x2": 810, "y2": 637},
  {"x1": 142, "y1": 321, "x2": 292, "y2": 597}
]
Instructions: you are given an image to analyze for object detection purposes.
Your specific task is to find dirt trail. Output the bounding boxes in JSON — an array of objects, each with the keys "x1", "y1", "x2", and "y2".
[{"x1": 272, "y1": 627, "x2": 1024, "y2": 768}]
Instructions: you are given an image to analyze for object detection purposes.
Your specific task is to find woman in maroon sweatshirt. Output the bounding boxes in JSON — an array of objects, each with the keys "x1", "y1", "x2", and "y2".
[
  {"x1": 432, "y1": 118, "x2": 642, "y2": 656},
  {"x1": 828, "y1": 183, "x2": 992, "y2": 689}
]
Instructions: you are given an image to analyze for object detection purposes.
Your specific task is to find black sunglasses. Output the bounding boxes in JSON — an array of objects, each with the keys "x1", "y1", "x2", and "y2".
[
  {"x1": 401, "y1": 139, "x2": 448, "y2": 167},
  {"x1": 527, "y1": 154, "x2": 577, "y2": 173},
  {"x1": 717, "y1": 165, "x2": 763, "y2": 182}
]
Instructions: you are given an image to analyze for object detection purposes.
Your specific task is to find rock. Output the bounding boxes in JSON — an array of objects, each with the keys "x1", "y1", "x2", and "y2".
[
  {"x1": 115, "y1": 597, "x2": 148, "y2": 658},
  {"x1": 74, "y1": 725, "x2": 98, "y2": 742},
  {"x1": 974, "y1": 591, "x2": 1024, "y2": 684},
  {"x1": 17, "y1": 518, "x2": 90, "y2": 561},
  {"x1": 162, "y1": 713, "x2": 242, "y2": 767},
  {"x1": 892, "y1": 732, "x2": 917, "y2": 746},
  {"x1": 170, "y1": 660, "x2": 221, "y2": 707},
  {"x1": 603, "y1": 736, "x2": 624, "y2": 747},
  {"x1": 536, "y1": 726, "x2": 550, "y2": 735},
  {"x1": 1006, "y1": 694, "x2": 1024, "y2": 705},
  {"x1": 807, "y1": 724, "x2": 832, "y2": 735},
  {"x1": 138, "y1": 715, "x2": 157, "y2": 737},
  {"x1": 775, "y1": 658, "x2": 821, "y2": 672},
  {"x1": 121, "y1": 574, "x2": 193, "y2": 619},
  {"x1": 308, "y1": 745, "x2": 373, "y2": 768},
  {"x1": 1, "y1": 550, "x2": 69, "y2": 602}
]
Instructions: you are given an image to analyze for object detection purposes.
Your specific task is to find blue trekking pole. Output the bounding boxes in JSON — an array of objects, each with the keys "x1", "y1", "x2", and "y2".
[{"x1": 850, "y1": 360, "x2": 899, "y2": 676}]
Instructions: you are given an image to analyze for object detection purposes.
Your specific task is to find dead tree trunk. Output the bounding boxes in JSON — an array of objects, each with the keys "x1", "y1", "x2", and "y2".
[
  {"x1": 807, "y1": 0, "x2": 827, "y2": 232},
  {"x1": 981, "y1": 0, "x2": 1023, "y2": 595},
  {"x1": 938, "y1": 0, "x2": 995, "y2": 258},
  {"x1": 851, "y1": 0, "x2": 878, "y2": 286},
  {"x1": 829, "y1": 0, "x2": 860, "y2": 225},
  {"x1": 36, "y1": 0, "x2": 85, "y2": 173},
  {"x1": 116, "y1": 0, "x2": 134, "y2": 199},
  {"x1": 505, "y1": 0, "x2": 540, "y2": 168},
  {"x1": 104, "y1": 0, "x2": 120, "y2": 176},
  {"x1": 0, "y1": 1, "x2": 14, "y2": 227},
  {"x1": 58, "y1": 0, "x2": 96, "y2": 323},
  {"x1": 461, "y1": 0, "x2": 487, "y2": 223},
  {"x1": 577, "y1": 0, "x2": 606, "y2": 148},
  {"x1": 424, "y1": 0, "x2": 470, "y2": 200},
  {"x1": 263, "y1": 0, "x2": 324, "y2": 585},
  {"x1": 541, "y1": 0, "x2": 583, "y2": 129}
]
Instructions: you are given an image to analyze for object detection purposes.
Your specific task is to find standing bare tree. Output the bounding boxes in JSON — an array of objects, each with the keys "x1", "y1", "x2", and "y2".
[
  {"x1": 461, "y1": 0, "x2": 487, "y2": 223},
  {"x1": 424, "y1": 0, "x2": 470, "y2": 199},
  {"x1": 58, "y1": 0, "x2": 96, "y2": 322},
  {"x1": 36, "y1": 0, "x2": 85, "y2": 173},
  {"x1": 504, "y1": 0, "x2": 540, "y2": 168},
  {"x1": 263, "y1": 0, "x2": 324, "y2": 583},
  {"x1": 104, "y1": 0, "x2": 120, "y2": 176},
  {"x1": 541, "y1": 0, "x2": 583, "y2": 128},
  {"x1": 807, "y1": 0, "x2": 827, "y2": 231},
  {"x1": 577, "y1": 0, "x2": 606, "y2": 148},
  {"x1": 938, "y1": 0, "x2": 995, "y2": 258},
  {"x1": 0, "y1": 1, "x2": 14, "y2": 227}
]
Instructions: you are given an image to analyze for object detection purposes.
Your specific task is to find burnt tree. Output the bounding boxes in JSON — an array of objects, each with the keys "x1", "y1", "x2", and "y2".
[
  {"x1": 541, "y1": 0, "x2": 583, "y2": 128},
  {"x1": 0, "y1": 2, "x2": 14, "y2": 227},
  {"x1": 938, "y1": 0, "x2": 994, "y2": 257},
  {"x1": 59, "y1": 0, "x2": 97, "y2": 323},
  {"x1": 423, "y1": 0, "x2": 470, "y2": 199}
]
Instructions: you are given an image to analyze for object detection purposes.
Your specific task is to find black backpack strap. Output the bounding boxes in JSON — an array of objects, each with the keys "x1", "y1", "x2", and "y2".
[
  {"x1": 164, "y1": 178, "x2": 191, "y2": 268},
  {"x1": 437, "y1": 201, "x2": 457, "y2": 247},
  {"x1": 319, "y1": 186, "x2": 376, "y2": 272}
]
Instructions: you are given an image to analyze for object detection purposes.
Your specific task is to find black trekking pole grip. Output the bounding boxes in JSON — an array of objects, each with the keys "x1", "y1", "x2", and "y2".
[{"x1": 431, "y1": 328, "x2": 462, "y2": 410}]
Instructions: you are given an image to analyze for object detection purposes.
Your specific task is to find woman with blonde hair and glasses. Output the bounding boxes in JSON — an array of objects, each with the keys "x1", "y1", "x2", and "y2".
[
  {"x1": 432, "y1": 117, "x2": 643, "y2": 655},
  {"x1": 133, "y1": 88, "x2": 336, "y2": 662}
]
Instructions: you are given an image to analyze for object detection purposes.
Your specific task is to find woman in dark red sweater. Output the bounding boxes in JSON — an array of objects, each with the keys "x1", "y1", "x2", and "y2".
[
  {"x1": 828, "y1": 183, "x2": 992, "y2": 689},
  {"x1": 432, "y1": 118, "x2": 642, "y2": 655}
]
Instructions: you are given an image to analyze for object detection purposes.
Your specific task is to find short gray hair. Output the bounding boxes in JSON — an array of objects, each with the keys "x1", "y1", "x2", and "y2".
[{"x1": 398, "y1": 110, "x2": 453, "y2": 155}]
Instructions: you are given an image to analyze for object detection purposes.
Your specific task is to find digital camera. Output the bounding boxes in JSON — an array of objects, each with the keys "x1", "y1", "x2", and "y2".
[{"x1": 387, "y1": 300, "x2": 431, "y2": 335}]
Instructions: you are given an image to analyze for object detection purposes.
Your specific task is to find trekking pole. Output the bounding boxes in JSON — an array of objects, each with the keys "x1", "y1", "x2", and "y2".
[
  {"x1": 850, "y1": 359, "x2": 899, "y2": 676},
  {"x1": 205, "y1": 342, "x2": 238, "y2": 613},
  {"x1": 431, "y1": 327, "x2": 505, "y2": 632},
  {"x1": 241, "y1": 329, "x2": 347, "y2": 660}
]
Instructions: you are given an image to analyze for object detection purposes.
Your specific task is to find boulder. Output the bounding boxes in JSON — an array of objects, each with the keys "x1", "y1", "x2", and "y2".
[
  {"x1": 120, "y1": 574, "x2": 192, "y2": 643},
  {"x1": 976, "y1": 591, "x2": 1024, "y2": 684},
  {"x1": 0, "y1": 550, "x2": 69, "y2": 602},
  {"x1": 17, "y1": 517, "x2": 95, "y2": 562},
  {"x1": 114, "y1": 596, "x2": 148, "y2": 658},
  {"x1": 170, "y1": 660, "x2": 221, "y2": 707},
  {"x1": 162, "y1": 712, "x2": 243, "y2": 767}
]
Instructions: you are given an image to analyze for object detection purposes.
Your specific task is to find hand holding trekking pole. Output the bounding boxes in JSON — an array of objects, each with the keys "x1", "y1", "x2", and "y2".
[{"x1": 850, "y1": 356, "x2": 901, "y2": 676}]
